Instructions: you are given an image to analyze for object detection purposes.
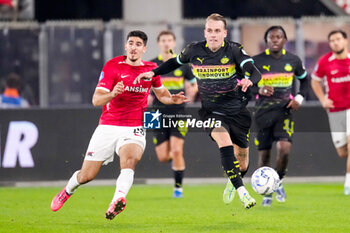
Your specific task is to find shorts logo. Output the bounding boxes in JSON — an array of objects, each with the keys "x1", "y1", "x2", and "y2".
[
  {"x1": 86, "y1": 152, "x2": 94, "y2": 157},
  {"x1": 143, "y1": 110, "x2": 162, "y2": 129}
]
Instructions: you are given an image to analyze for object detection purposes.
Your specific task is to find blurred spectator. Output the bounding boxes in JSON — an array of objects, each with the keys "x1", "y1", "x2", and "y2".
[{"x1": 0, "y1": 73, "x2": 30, "y2": 108}]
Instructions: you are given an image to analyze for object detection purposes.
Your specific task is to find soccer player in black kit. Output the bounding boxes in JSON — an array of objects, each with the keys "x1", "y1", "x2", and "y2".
[
  {"x1": 150, "y1": 30, "x2": 197, "y2": 198},
  {"x1": 135, "y1": 13, "x2": 261, "y2": 209},
  {"x1": 252, "y1": 26, "x2": 308, "y2": 206}
]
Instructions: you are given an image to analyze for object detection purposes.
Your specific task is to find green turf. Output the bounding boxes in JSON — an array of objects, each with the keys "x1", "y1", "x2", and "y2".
[{"x1": 0, "y1": 183, "x2": 349, "y2": 233}]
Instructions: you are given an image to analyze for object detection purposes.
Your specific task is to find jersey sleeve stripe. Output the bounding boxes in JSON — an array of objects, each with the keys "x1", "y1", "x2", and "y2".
[
  {"x1": 311, "y1": 74, "x2": 323, "y2": 81},
  {"x1": 96, "y1": 87, "x2": 110, "y2": 92},
  {"x1": 295, "y1": 71, "x2": 307, "y2": 79},
  {"x1": 176, "y1": 55, "x2": 184, "y2": 65},
  {"x1": 240, "y1": 58, "x2": 254, "y2": 69},
  {"x1": 152, "y1": 85, "x2": 164, "y2": 90}
]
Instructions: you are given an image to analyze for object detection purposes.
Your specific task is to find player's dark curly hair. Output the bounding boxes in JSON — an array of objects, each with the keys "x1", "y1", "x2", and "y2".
[
  {"x1": 127, "y1": 30, "x2": 148, "y2": 45},
  {"x1": 328, "y1": 30, "x2": 347, "y2": 40},
  {"x1": 264, "y1": 26, "x2": 288, "y2": 43}
]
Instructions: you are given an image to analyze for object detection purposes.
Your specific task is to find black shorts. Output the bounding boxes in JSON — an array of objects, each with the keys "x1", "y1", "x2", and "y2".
[
  {"x1": 199, "y1": 108, "x2": 252, "y2": 148},
  {"x1": 153, "y1": 124, "x2": 187, "y2": 146},
  {"x1": 255, "y1": 111, "x2": 294, "y2": 150}
]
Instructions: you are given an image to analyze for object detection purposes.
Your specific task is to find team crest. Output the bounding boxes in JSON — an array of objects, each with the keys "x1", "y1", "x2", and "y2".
[
  {"x1": 284, "y1": 64, "x2": 292, "y2": 72},
  {"x1": 220, "y1": 57, "x2": 229, "y2": 64},
  {"x1": 174, "y1": 69, "x2": 183, "y2": 76}
]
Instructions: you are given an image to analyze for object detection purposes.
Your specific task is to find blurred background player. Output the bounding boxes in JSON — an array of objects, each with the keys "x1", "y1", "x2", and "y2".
[
  {"x1": 311, "y1": 30, "x2": 350, "y2": 195},
  {"x1": 252, "y1": 26, "x2": 308, "y2": 206},
  {"x1": 50, "y1": 30, "x2": 188, "y2": 220},
  {"x1": 0, "y1": 73, "x2": 30, "y2": 108},
  {"x1": 135, "y1": 13, "x2": 261, "y2": 209},
  {"x1": 150, "y1": 30, "x2": 197, "y2": 198}
]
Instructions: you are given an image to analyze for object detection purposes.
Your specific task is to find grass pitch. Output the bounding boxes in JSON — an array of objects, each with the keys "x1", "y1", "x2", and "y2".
[{"x1": 0, "y1": 183, "x2": 349, "y2": 233}]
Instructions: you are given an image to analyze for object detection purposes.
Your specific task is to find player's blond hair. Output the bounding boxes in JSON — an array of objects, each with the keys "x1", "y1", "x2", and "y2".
[{"x1": 206, "y1": 13, "x2": 227, "y2": 29}]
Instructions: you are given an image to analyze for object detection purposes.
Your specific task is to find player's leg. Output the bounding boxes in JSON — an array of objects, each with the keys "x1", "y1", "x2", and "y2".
[
  {"x1": 211, "y1": 126, "x2": 255, "y2": 209},
  {"x1": 105, "y1": 143, "x2": 144, "y2": 220},
  {"x1": 154, "y1": 129, "x2": 171, "y2": 162},
  {"x1": 273, "y1": 114, "x2": 294, "y2": 202},
  {"x1": 255, "y1": 124, "x2": 274, "y2": 206},
  {"x1": 169, "y1": 135, "x2": 185, "y2": 198},
  {"x1": 51, "y1": 125, "x2": 115, "y2": 212},
  {"x1": 345, "y1": 136, "x2": 350, "y2": 195},
  {"x1": 328, "y1": 110, "x2": 349, "y2": 194}
]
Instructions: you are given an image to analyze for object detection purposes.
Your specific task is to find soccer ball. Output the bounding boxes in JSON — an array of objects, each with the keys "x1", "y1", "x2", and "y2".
[{"x1": 251, "y1": 166, "x2": 280, "y2": 195}]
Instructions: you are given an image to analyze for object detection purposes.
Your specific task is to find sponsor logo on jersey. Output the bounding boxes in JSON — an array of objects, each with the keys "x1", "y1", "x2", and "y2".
[
  {"x1": 121, "y1": 74, "x2": 129, "y2": 78},
  {"x1": 331, "y1": 75, "x2": 350, "y2": 83},
  {"x1": 124, "y1": 85, "x2": 149, "y2": 93},
  {"x1": 192, "y1": 64, "x2": 236, "y2": 79},
  {"x1": 284, "y1": 63, "x2": 293, "y2": 72},
  {"x1": 258, "y1": 73, "x2": 294, "y2": 87}
]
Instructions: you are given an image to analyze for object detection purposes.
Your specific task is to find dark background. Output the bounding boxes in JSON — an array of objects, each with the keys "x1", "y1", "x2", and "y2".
[{"x1": 34, "y1": 0, "x2": 334, "y2": 22}]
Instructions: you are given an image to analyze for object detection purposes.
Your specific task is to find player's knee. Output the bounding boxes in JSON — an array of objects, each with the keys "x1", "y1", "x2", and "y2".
[
  {"x1": 338, "y1": 150, "x2": 348, "y2": 158},
  {"x1": 158, "y1": 155, "x2": 171, "y2": 163},
  {"x1": 77, "y1": 173, "x2": 95, "y2": 184},
  {"x1": 170, "y1": 148, "x2": 183, "y2": 159}
]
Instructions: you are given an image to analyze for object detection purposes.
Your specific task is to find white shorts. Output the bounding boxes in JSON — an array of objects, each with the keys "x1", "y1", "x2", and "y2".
[
  {"x1": 328, "y1": 109, "x2": 350, "y2": 148},
  {"x1": 84, "y1": 125, "x2": 146, "y2": 165}
]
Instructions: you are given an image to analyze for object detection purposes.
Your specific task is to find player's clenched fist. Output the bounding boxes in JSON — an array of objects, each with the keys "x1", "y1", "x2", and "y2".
[{"x1": 111, "y1": 81, "x2": 124, "y2": 97}]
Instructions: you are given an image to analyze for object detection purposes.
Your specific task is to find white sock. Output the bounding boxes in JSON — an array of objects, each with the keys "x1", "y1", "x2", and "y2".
[
  {"x1": 345, "y1": 173, "x2": 350, "y2": 187},
  {"x1": 66, "y1": 170, "x2": 81, "y2": 195},
  {"x1": 237, "y1": 186, "x2": 248, "y2": 199},
  {"x1": 111, "y1": 169, "x2": 135, "y2": 203}
]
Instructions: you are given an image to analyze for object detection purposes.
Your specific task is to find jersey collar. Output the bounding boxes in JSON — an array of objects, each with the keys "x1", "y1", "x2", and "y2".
[
  {"x1": 157, "y1": 53, "x2": 177, "y2": 61},
  {"x1": 205, "y1": 41, "x2": 225, "y2": 48},
  {"x1": 265, "y1": 48, "x2": 286, "y2": 55}
]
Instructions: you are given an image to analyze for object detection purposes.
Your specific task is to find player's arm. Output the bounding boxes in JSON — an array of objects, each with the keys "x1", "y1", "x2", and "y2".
[
  {"x1": 311, "y1": 78, "x2": 334, "y2": 109},
  {"x1": 234, "y1": 45, "x2": 261, "y2": 92},
  {"x1": 134, "y1": 43, "x2": 193, "y2": 84},
  {"x1": 92, "y1": 81, "x2": 124, "y2": 106},
  {"x1": 134, "y1": 58, "x2": 182, "y2": 84},
  {"x1": 152, "y1": 86, "x2": 189, "y2": 105},
  {"x1": 310, "y1": 58, "x2": 334, "y2": 109}
]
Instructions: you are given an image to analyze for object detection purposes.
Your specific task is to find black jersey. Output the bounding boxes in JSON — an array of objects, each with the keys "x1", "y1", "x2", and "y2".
[
  {"x1": 151, "y1": 54, "x2": 196, "y2": 108},
  {"x1": 253, "y1": 49, "x2": 307, "y2": 113},
  {"x1": 177, "y1": 39, "x2": 254, "y2": 116}
]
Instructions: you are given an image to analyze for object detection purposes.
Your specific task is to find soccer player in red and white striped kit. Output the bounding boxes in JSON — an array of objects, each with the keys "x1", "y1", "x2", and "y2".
[{"x1": 51, "y1": 30, "x2": 188, "y2": 220}]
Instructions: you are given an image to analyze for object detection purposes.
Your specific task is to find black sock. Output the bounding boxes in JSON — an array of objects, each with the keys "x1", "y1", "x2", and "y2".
[
  {"x1": 276, "y1": 169, "x2": 286, "y2": 180},
  {"x1": 240, "y1": 164, "x2": 249, "y2": 178},
  {"x1": 220, "y1": 146, "x2": 243, "y2": 189},
  {"x1": 173, "y1": 170, "x2": 184, "y2": 188}
]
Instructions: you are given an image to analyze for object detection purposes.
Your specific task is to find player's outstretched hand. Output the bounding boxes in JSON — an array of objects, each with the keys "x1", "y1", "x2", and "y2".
[
  {"x1": 112, "y1": 81, "x2": 124, "y2": 97},
  {"x1": 133, "y1": 71, "x2": 154, "y2": 84},
  {"x1": 236, "y1": 79, "x2": 253, "y2": 92},
  {"x1": 287, "y1": 99, "x2": 300, "y2": 111},
  {"x1": 171, "y1": 91, "x2": 189, "y2": 104}
]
